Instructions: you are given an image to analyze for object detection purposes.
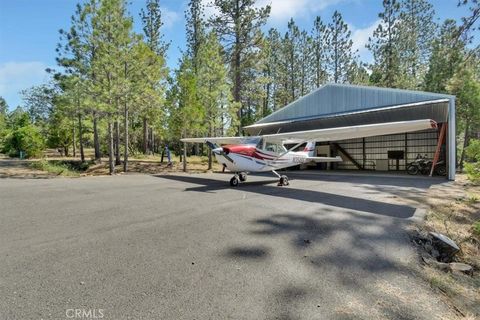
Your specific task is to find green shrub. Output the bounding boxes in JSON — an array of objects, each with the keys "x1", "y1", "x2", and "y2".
[
  {"x1": 3, "y1": 125, "x2": 45, "y2": 158},
  {"x1": 465, "y1": 139, "x2": 480, "y2": 162},
  {"x1": 465, "y1": 162, "x2": 480, "y2": 184},
  {"x1": 465, "y1": 139, "x2": 480, "y2": 184},
  {"x1": 473, "y1": 221, "x2": 480, "y2": 237},
  {"x1": 30, "y1": 160, "x2": 79, "y2": 176}
]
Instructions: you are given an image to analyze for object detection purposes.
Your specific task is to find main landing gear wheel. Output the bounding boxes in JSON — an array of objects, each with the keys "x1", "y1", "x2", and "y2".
[
  {"x1": 239, "y1": 172, "x2": 247, "y2": 182},
  {"x1": 230, "y1": 175, "x2": 240, "y2": 187},
  {"x1": 278, "y1": 175, "x2": 289, "y2": 186}
]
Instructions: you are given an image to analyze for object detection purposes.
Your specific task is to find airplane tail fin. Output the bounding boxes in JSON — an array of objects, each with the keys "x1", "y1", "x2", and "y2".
[{"x1": 303, "y1": 141, "x2": 316, "y2": 157}]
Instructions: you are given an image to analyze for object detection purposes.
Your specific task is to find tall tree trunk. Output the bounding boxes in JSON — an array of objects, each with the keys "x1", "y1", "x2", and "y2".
[
  {"x1": 194, "y1": 141, "x2": 199, "y2": 155},
  {"x1": 183, "y1": 142, "x2": 187, "y2": 172},
  {"x1": 93, "y1": 111, "x2": 101, "y2": 161},
  {"x1": 143, "y1": 117, "x2": 148, "y2": 154},
  {"x1": 78, "y1": 113, "x2": 85, "y2": 163},
  {"x1": 234, "y1": 43, "x2": 241, "y2": 134},
  {"x1": 72, "y1": 117, "x2": 76, "y2": 157},
  {"x1": 114, "y1": 120, "x2": 121, "y2": 165},
  {"x1": 459, "y1": 120, "x2": 470, "y2": 169},
  {"x1": 151, "y1": 129, "x2": 155, "y2": 155},
  {"x1": 108, "y1": 121, "x2": 114, "y2": 175},
  {"x1": 123, "y1": 103, "x2": 129, "y2": 172},
  {"x1": 208, "y1": 124, "x2": 213, "y2": 170}
]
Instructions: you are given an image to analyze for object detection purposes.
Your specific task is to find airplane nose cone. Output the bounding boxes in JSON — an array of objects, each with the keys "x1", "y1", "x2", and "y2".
[{"x1": 212, "y1": 147, "x2": 223, "y2": 155}]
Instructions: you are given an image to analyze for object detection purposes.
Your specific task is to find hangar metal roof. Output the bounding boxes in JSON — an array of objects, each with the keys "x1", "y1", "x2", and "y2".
[{"x1": 244, "y1": 83, "x2": 454, "y2": 135}]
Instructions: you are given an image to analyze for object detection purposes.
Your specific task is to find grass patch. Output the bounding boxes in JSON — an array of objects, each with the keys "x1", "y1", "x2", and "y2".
[
  {"x1": 419, "y1": 175, "x2": 480, "y2": 316},
  {"x1": 473, "y1": 221, "x2": 480, "y2": 237},
  {"x1": 29, "y1": 160, "x2": 92, "y2": 177}
]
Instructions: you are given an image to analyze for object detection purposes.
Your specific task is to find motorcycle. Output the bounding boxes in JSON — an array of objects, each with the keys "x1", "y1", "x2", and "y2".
[{"x1": 406, "y1": 154, "x2": 446, "y2": 176}]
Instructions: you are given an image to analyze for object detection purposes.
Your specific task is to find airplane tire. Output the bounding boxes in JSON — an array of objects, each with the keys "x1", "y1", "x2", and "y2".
[
  {"x1": 279, "y1": 175, "x2": 289, "y2": 186},
  {"x1": 230, "y1": 176, "x2": 239, "y2": 187},
  {"x1": 239, "y1": 173, "x2": 247, "y2": 182}
]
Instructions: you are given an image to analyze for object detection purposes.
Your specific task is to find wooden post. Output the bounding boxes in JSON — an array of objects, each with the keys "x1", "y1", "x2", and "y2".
[
  {"x1": 183, "y1": 142, "x2": 187, "y2": 172},
  {"x1": 430, "y1": 123, "x2": 447, "y2": 177}
]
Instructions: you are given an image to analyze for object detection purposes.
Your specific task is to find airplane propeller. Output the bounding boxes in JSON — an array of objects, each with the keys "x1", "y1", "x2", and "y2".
[{"x1": 206, "y1": 140, "x2": 234, "y2": 164}]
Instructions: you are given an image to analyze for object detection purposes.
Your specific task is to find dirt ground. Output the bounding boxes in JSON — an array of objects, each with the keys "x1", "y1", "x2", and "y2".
[
  {"x1": 0, "y1": 155, "x2": 54, "y2": 179},
  {"x1": 0, "y1": 152, "x2": 222, "y2": 178},
  {"x1": 414, "y1": 175, "x2": 480, "y2": 318}
]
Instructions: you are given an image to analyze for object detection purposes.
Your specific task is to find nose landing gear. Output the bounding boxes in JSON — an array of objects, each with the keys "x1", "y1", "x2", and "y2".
[
  {"x1": 230, "y1": 175, "x2": 239, "y2": 187},
  {"x1": 230, "y1": 172, "x2": 247, "y2": 186}
]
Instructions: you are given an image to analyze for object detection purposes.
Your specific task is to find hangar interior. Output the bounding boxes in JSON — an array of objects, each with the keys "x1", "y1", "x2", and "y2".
[{"x1": 244, "y1": 83, "x2": 456, "y2": 180}]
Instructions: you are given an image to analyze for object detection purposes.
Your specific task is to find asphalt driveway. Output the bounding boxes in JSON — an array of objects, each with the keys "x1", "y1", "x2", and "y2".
[{"x1": 0, "y1": 172, "x2": 455, "y2": 319}]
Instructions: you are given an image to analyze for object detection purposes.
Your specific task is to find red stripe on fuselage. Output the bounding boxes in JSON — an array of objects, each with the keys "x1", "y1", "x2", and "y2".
[{"x1": 223, "y1": 144, "x2": 276, "y2": 160}]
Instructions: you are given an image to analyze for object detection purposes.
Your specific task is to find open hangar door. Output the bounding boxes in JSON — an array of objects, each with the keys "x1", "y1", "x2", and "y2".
[{"x1": 321, "y1": 126, "x2": 445, "y2": 174}]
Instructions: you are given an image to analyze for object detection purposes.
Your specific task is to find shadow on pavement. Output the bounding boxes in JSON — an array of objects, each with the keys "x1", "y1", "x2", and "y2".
[
  {"x1": 160, "y1": 172, "x2": 452, "y2": 319},
  {"x1": 223, "y1": 246, "x2": 270, "y2": 260},
  {"x1": 155, "y1": 174, "x2": 418, "y2": 219},
  {"x1": 221, "y1": 212, "x2": 452, "y2": 319}
]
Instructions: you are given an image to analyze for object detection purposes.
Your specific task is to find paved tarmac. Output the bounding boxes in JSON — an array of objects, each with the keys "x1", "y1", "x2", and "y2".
[{"x1": 0, "y1": 172, "x2": 455, "y2": 319}]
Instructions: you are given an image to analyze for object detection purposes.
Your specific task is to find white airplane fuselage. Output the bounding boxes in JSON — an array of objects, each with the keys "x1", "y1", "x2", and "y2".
[{"x1": 213, "y1": 144, "x2": 312, "y2": 173}]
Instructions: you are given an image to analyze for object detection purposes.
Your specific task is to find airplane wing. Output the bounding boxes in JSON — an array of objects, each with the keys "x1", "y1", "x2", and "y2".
[
  {"x1": 180, "y1": 136, "x2": 260, "y2": 145},
  {"x1": 263, "y1": 119, "x2": 437, "y2": 144}
]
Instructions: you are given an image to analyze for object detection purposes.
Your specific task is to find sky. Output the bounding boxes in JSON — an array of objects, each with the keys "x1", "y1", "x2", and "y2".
[{"x1": 0, "y1": 0, "x2": 472, "y2": 109}]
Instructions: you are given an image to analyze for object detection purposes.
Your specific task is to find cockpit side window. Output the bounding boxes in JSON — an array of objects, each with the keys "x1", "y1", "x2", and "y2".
[
  {"x1": 263, "y1": 142, "x2": 287, "y2": 154},
  {"x1": 265, "y1": 142, "x2": 276, "y2": 153}
]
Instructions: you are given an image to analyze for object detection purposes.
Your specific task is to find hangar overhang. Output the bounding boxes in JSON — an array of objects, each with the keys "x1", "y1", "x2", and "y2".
[{"x1": 244, "y1": 99, "x2": 449, "y2": 135}]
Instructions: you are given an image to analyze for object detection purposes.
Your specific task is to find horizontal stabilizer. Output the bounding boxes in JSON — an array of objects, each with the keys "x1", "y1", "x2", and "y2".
[{"x1": 306, "y1": 156, "x2": 343, "y2": 162}]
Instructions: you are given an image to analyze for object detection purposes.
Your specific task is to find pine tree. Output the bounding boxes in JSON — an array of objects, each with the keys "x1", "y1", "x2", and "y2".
[
  {"x1": 0, "y1": 97, "x2": 8, "y2": 115},
  {"x1": 91, "y1": 0, "x2": 135, "y2": 174},
  {"x1": 196, "y1": 31, "x2": 237, "y2": 169},
  {"x1": 262, "y1": 28, "x2": 287, "y2": 116},
  {"x1": 326, "y1": 11, "x2": 355, "y2": 83},
  {"x1": 447, "y1": 66, "x2": 480, "y2": 168},
  {"x1": 299, "y1": 29, "x2": 313, "y2": 96},
  {"x1": 397, "y1": 0, "x2": 436, "y2": 89},
  {"x1": 209, "y1": 0, "x2": 270, "y2": 132},
  {"x1": 283, "y1": 19, "x2": 301, "y2": 102},
  {"x1": 423, "y1": 19, "x2": 465, "y2": 93},
  {"x1": 140, "y1": 0, "x2": 169, "y2": 155},
  {"x1": 311, "y1": 16, "x2": 328, "y2": 88},
  {"x1": 167, "y1": 55, "x2": 203, "y2": 145},
  {"x1": 457, "y1": 0, "x2": 480, "y2": 45},
  {"x1": 367, "y1": 0, "x2": 401, "y2": 87},
  {"x1": 185, "y1": 0, "x2": 205, "y2": 72},
  {"x1": 140, "y1": 0, "x2": 170, "y2": 56},
  {"x1": 56, "y1": 0, "x2": 99, "y2": 161}
]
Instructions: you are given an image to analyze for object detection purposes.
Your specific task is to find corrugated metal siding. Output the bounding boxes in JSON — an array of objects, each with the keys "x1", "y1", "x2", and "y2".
[
  {"x1": 335, "y1": 129, "x2": 439, "y2": 171},
  {"x1": 257, "y1": 83, "x2": 453, "y2": 124}
]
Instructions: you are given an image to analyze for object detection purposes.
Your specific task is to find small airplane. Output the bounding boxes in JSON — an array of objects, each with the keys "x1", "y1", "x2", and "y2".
[{"x1": 181, "y1": 119, "x2": 437, "y2": 186}]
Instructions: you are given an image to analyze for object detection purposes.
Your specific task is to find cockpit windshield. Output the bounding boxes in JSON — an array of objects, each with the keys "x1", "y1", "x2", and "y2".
[{"x1": 242, "y1": 137, "x2": 262, "y2": 145}]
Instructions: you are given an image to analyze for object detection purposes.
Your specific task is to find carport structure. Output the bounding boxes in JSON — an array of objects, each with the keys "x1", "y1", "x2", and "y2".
[{"x1": 244, "y1": 83, "x2": 456, "y2": 180}]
